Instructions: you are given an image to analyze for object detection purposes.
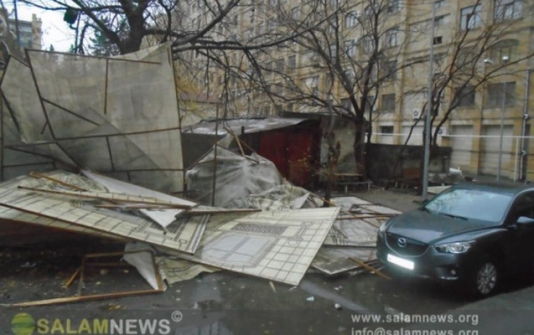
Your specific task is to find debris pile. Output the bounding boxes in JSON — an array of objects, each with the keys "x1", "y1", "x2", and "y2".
[
  {"x1": 0, "y1": 168, "x2": 396, "y2": 306},
  {"x1": 0, "y1": 45, "x2": 398, "y2": 307}
]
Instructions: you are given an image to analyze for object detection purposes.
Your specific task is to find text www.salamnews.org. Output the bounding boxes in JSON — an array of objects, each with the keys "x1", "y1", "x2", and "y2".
[{"x1": 351, "y1": 313, "x2": 478, "y2": 326}]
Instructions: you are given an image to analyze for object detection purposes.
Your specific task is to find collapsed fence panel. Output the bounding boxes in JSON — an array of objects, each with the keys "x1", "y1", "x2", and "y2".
[{"x1": 1, "y1": 44, "x2": 185, "y2": 193}]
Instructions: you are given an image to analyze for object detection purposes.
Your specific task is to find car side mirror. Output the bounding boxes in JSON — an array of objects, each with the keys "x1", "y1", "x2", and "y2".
[{"x1": 516, "y1": 216, "x2": 534, "y2": 225}]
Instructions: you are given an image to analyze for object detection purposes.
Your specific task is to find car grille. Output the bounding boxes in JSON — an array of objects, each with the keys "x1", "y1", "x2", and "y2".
[{"x1": 386, "y1": 233, "x2": 428, "y2": 256}]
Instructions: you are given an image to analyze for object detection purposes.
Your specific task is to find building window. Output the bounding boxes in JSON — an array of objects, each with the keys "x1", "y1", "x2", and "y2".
[
  {"x1": 386, "y1": 28, "x2": 399, "y2": 47},
  {"x1": 362, "y1": 36, "x2": 375, "y2": 54},
  {"x1": 364, "y1": 5, "x2": 374, "y2": 18},
  {"x1": 291, "y1": 6, "x2": 300, "y2": 19},
  {"x1": 268, "y1": 20, "x2": 276, "y2": 31},
  {"x1": 434, "y1": 15, "x2": 446, "y2": 26},
  {"x1": 288, "y1": 55, "x2": 296, "y2": 69},
  {"x1": 325, "y1": 75, "x2": 333, "y2": 89},
  {"x1": 461, "y1": 5, "x2": 482, "y2": 30},
  {"x1": 383, "y1": 61, "x2": 397, "y2": 80},
  {"x1": 257, "y1": 24, "x2": 264, "y2": 35},
  {"x1": 382, "y1": 94, "x2": 396, "y2": 113},
  {"x1": 487, "y1": 82, "x2": 516, "y2": 107},
  {"x1": 329, "y1": 44, "x2": 338, "y2": 58},
  {"x1": 433, "y1": 36, "x2": 443, "y2": 45},
  {"x1": 341, "y1": 98, "x2": 353, "y2": 112},
  {"x1": 286, "y1": 104, "x2": 294, "y2": 112},
  {"x1": 344, "y1": 39, "x2": 358, "y2": 57},
  {"x1": 276, "y1": 58, "x2": 285, "y2": 71},
  {"x1": 388, "y1": 0, "x2": 401, "y2": 13},
  {"x1": 244, "y1": 28, "x2": 253, "y2": 39},
  {"x1": 365, "y1": 95, "x2": 375, "y2": 112},
  {"x1": 345, "y1": 11, "x2": 358, "y2": 28},
  {"x1": 380, "y1": 126, "x2": 394, "y2": 134},
  {"x1": 456, "y1": 49, "x2": 477, "y2": 67},
  {"x1": 306, "y1": 76, "x2": 319, "y2": 95},
  {"x1": 344, "y1": 69, "x2": 356, "y2": 83},
  {"x1": 434, "y1": 0, "x2": 446, "y2": 9},
  {"x1": 491, "y1": 39, "x2": 519, "y2": 63},
  {"x1": 329, "y1": 0, "x2": 339, "y2": 9},
  {"x1": 495, "y1": 0, "x2": 522, "y2": 22},
  {"x1": 455, "y1": 85, "x2": 476, "y2": 107}
]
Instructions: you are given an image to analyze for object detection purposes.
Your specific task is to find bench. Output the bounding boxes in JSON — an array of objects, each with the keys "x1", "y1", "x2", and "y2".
[{"x1": 334, "y1": 173, "x2": 372, "y2": 192}]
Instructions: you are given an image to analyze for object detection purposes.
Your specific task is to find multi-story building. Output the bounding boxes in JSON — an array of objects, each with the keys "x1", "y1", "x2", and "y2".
[
  {"x1": 8, "y1": 13, "x2": 43, "y2": 50},
  {"x1": 183, "y1": 0, "x2": 534, "y2": 181}
]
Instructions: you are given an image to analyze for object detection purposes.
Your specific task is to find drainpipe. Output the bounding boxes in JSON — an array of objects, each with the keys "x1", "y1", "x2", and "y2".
[{"x1": 519, "y1": 68, "x2": 531, "y2": 181}]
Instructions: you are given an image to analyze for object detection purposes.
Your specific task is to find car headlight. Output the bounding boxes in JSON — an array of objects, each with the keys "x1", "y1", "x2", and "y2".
[
  {"x1": 434, "y1": 241, "x2": 474, "y2": 254},
  {"x1": 378, "y1": 220, "x2": 390, "y2": 234}
]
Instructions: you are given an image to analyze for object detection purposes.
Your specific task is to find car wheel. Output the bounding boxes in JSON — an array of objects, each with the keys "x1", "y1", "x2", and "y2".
[{"x1": 469, "y1": 259, "x2": 499, "y2": 297}]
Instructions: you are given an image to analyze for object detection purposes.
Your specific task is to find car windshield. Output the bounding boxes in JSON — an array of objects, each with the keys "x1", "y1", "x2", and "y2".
[{"x1": 424, "y1": 188, "x2": 513, "y2": 223}]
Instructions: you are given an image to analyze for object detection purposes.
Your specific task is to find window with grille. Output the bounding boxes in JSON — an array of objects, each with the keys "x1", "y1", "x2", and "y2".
[
  {"x1": 344, "y1": 39, "x2": 358, "y2": 57},
  {"x1": 345, "y1": 11, "x2": 358, "y2": 28},
  {"x1": 388, "y1": 0, "x2": 401, "y2": 13},
  {"x1": 460, "y1": 5, "x2": 481, "y2": 30},
  {"x1": 386, "y1": 28, "x2": 399, "y2": 47},
  {"x1": 380, "y1": 126, "x2": 394, "y2": 134},
  {"x1": 494, "y1": 0, "x2": 522, "y2": 22},
  {"x1": 362, "y1": 36, "x2": 375, "y2": 54}
]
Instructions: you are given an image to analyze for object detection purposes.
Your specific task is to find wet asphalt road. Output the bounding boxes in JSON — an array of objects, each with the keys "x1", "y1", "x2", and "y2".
[
  {"x1": 0, "y1": 252, "x2": 499, "y2": 335},
  {"x1": 2, "y1": 241, "x2": 534, "y2": 335}
]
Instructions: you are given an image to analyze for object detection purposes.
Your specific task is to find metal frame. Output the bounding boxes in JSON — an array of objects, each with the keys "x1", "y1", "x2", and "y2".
[{"x1": 4, "y1": 250, "x2": 165, "y2": 307}]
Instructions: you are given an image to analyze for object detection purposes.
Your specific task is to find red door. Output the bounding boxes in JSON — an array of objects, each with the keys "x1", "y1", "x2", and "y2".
[
  {"x1": 259, "y1": 131, "x2": 288, "y2": 177},
  {"x1": 287, "y1": 133, "x2": 314, "y2": 187}
]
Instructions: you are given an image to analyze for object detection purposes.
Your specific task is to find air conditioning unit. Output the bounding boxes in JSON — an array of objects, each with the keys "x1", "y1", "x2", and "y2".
[{"x1": 412, "y1": 109, "x2": 421, "y2": 119}]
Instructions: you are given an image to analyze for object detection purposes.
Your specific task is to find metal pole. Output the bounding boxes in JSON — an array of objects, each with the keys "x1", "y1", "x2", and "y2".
[
  {"x1": 13, "y1": 0, "x2": 21, "y2": 47},
  {"x1": 423, "y1": 2, "x2": 437, "y2": 199},
  {"x1": 211, "y1": 98, "x2": 220, "y2": 207},
  {"x1": 519, "y1": 68, "x2": 531, "y2": 181},
  {"x1": 497, "y1": 83, "x2": 506, "y2": 182}
]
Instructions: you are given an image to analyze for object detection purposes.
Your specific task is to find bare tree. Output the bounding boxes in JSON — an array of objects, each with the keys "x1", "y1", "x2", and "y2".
[
  {"x1": 234, "y1": 0, "x2": 415, "y2": 183},
  {"x1": 390, "y1": 0, "x2": 534, "y2": 186}
]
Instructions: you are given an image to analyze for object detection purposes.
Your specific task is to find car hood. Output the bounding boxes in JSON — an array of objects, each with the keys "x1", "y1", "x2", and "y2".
[{"x1": 386, "y1": 209, "x2": 495, "y2": 244}]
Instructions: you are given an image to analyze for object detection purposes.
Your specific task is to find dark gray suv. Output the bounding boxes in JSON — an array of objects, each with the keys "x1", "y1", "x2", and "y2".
[{"x1": 377, "y1": 183, "x2": 534, "y2": 296}]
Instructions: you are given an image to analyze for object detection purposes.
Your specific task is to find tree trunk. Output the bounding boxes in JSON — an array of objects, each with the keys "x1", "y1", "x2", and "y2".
[{"x1": 353, "y1": 119, "x2": 366, "y2": 178}]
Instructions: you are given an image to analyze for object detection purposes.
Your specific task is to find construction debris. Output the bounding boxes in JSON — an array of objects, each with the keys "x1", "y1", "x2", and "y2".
[
  {"x1": 0, "y1": 45, "x2": 401, "y2": 307},
  {"x1": 1, "y1": 44, "x2": 185, "y2": 193},
  {"x1": 3, "y1": 250, "x2": 165, "y2": 307},
  {"x1": 0, "y1": 168, "x2": 395, "y2": 304},
  {"x1": 161, "y1": 207, "x2": 340, "y2": 286}
]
